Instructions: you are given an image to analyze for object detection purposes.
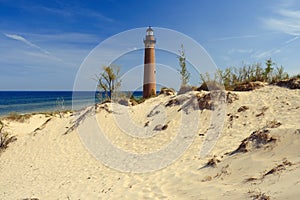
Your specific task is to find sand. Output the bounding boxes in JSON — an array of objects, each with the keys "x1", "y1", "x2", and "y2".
[{"x1": 0, "y1": 85, "x2": 299, "y2": 199}]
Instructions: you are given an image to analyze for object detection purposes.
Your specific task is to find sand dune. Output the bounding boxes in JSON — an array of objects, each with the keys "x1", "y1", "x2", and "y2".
[{"x1": 0, "y1": 85, "x2": 299, "y2": 199}]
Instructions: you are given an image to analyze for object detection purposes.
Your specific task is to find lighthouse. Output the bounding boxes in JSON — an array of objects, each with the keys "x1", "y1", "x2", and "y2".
[{"x1": 143, "y1": 26, "x2": 156, "y2": 98}]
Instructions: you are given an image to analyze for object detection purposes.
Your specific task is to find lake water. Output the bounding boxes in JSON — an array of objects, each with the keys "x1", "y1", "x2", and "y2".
[{"x1": 0, "y1": 91, "x2": 143, "y2": 116}]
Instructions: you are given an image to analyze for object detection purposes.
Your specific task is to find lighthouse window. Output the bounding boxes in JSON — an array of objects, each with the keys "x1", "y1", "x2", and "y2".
[{"x1": 147, "y1": 31, "x2": 153, "y2": 36}]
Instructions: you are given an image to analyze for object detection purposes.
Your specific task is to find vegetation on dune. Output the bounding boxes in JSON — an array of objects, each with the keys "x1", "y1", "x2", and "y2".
[
  {"x1": 130, "y1": 95, "x2": 145, "y2": 105},
  {"x1": 96, "y1": 65, "x2": 122, "y2": 102},
  {"x1": 3, "y1": 112, "x2": 31, "y2": 122},
  {"x1": 199, "y1": 58, "x2": 290, "y2": 91},
  {"x1": 1, "y1": 110, "x2": 73, "y2": 122},
  {"x1": 159, "y1": 87, "x2": 176, "y2": 96},
  {"x1": 178, "y1": 44, "x2": 190, "y2": 87},
  {"x1": 293, "y1": 74, "x2": 300, "y2": 79},
  {"x1": 176, "y1": 45, "x2": 293, "y2": 92},
  {"x1": 0, "y1": 120, "x2": 17, "y2": 151}
]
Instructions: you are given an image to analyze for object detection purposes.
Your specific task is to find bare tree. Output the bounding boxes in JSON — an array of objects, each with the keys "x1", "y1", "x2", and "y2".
[{"x1": 97, "y1": 65, "x2": 121, "y2": 101}]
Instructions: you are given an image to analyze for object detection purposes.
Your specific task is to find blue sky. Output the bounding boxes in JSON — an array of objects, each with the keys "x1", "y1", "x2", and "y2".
[{"x1": 0, "y1": 0, "x2": 299, "y2": 90}]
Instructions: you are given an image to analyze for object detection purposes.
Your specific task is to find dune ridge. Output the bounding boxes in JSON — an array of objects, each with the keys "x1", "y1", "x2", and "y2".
[{"x1": 0, "y1": 85, "x2": 299, "y2": 199}]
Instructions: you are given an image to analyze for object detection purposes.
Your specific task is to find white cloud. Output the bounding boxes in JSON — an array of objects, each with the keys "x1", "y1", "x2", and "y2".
[
  {"x1": 228, "y1": 49, "x2": 254, "y2": 54},
  {"x1": 264, "y1": 8, "x2": 300, "y2": 36},
  {"x1": 251, "y1": 48, "x2": 281, "y2": 60},
  {"x1": 26, "y1": 4, "x2": 114, "y2": 23},
  {"x1": 278, "y1": 9, "x2": 300, "y2": 19},
  {"x1": 30, "y1": 32, "x2": 101, "y2": 44},
  {"x1": 285, "y1": 36, "x2": 299, "y2": 44},
  {"x1": 1, "y1": 31, "x2": 104, "y2": 70},
  {"x1": 4, "y1": 33, "x2": 51, "y2": 55},
  {"x1": 209, "y1": 34, "x2": 258, "y2": 42}
]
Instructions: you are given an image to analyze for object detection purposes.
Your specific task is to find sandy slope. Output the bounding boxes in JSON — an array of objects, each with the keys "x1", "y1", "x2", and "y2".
[{"x1": 0, "y1": 85, "x2": 299, "y2": 199}]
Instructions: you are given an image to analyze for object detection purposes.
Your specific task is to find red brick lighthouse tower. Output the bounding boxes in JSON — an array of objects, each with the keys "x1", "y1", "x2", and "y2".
[{"x1": 143, "y1": 26, "x2": 156, "y2": 98}]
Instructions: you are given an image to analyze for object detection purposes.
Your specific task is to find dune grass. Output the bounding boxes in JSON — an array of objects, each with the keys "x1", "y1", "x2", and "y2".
[
  {"x1": 3, "y1": 112, "x2": 32, "y2": 122},
  {"x1": 1, "y1": 109, "x2": 74, "y2": 122},
  {"x1": 200, "y1": 59, "x2": 290, "y2": 91},
  {"x1": 0, "y1": 120, "x2": 17, "y2": 151}
]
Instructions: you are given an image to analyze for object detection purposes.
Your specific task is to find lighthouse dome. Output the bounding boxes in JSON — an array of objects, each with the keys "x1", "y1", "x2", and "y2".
[{"x1": 146, "y1": 26, "x2": 154, "y2": 36}]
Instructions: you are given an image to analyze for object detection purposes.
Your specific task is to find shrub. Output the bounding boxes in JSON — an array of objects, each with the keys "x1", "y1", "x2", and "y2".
[
  {"x1": 200, "y1": 59, "x2": 290, "y2": 91},
  {"x1": 129, "y1": 95, "x2": 145, "y2": 105},
  {"x1": 0, "y1": 121, "x2": 17, "y2": 151},
  {"x1": 4, "y1": 112, "x2": 31, "y2": 122},
  {"x1": 159, "y1": 87, "x2": 176, "y2": 96},
  {"x1": 197, "y1": 81, "x2": 224, "y2": 91}
]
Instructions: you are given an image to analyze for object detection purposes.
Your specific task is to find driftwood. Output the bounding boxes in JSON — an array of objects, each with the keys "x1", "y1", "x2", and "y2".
[
  {"x1": 166, "y1": 91, "x2": 237, "y2": 113},
  {"x1": 32, "y1": 118, "x2": 52, "y2": 136},
  {"x1": 0, "y1": 120, "x2": 3, "y2": 133},
  {"x1": 64, "y1": 103, "x2": 117, "y2": 135},
  {"x1": 245, "y1": 159, "x2": 293, "y2": 184},
  {"x1": 201, "y1": 155, "x2": 221, "y2": 169},
  {"x1": 230, "y1": 129, "x2": 276, "y2": 155},
  {"x1": 64, "y1": 106, "x2": 95, "y2": 135}
]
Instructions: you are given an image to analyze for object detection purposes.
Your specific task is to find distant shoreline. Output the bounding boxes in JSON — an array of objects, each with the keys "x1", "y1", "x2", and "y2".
[{"x1": 0, "y1": 91, "x2": 145, "y2": 117}]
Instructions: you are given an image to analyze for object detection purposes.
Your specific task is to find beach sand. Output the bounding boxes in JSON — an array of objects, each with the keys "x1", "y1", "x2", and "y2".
[{"x1": 0, "y1": 85, "x2": 299, "y2": 199}]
